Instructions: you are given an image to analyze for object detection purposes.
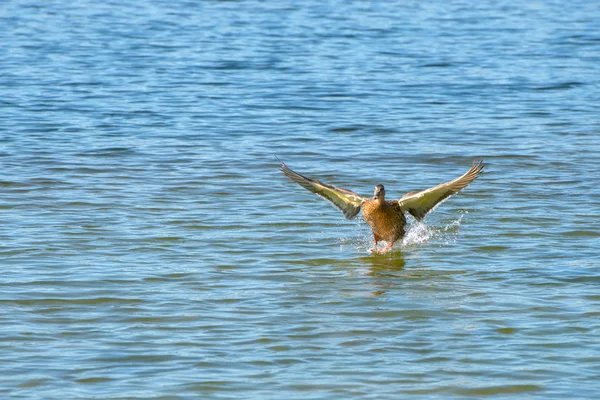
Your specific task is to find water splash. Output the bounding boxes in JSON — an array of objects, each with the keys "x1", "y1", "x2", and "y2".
[
  {"x1": 400, "y1": 220, "x2": 435, "y2": 247},
  {"x1": 401, "y1": 213, "x2": 464, "y2": 249},
  {"x1": 345, "y1": 213, "x2": 467, "y2": 253}
]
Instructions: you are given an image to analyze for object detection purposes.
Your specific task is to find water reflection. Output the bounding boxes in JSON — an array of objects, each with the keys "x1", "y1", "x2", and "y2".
[
  {"x1": 359, "y1": 252, "x2": 406, "y2": 277},
  {"x1": 357, "y1": 252, "x2": 406, "y2": 296},
  {"x1": 358, "y1": 252, "x2": 467, "y2": 298}
]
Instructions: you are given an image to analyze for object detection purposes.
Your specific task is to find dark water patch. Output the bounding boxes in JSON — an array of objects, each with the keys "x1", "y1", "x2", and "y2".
[
  {"x1": 561, "y1": 230, "x2": 599, "y2": 237},
  {"x1": 147, "y1": 236, "x2": 185, "y2": 242},
  {"x1": 25, "y1": 178, "x2": 71, "y2": 186},
  {"x1": 452, "y1": 385, "x2": 544, "y2": 396},
  {"x1": 419, "y1": 62, "x2": 453, "y2": 68},
  {"x1": 328, "y1": 126, "x2": 363, "y2": 133},
  {"x1": 76, "y1": 147, "x2": 137, "y2": 157},
  {"x1": 60, "y1": 201, "x2": 112, "y2": 207},
  {"x1": 522, "y1": 111, "x2": 553, "y2": 117},
  {"x1": 495, "y1": 327, "x2": 518, "y2": 334},
  {"x1": 17, "y1": 378, "x2": 52, "y2": 389},
  {"x1": 555, "y1": 276, "x2": 600, "y2": 284},
  {"x1": 0, "y1": 180, "x2": 29, "y2": 188},
  {"x1": 75, "y1": 377, "x2": 113, "y2": 384},
  {"x1": 475, "y1": 245, "x2": 509, "y2": 252},
  {"x1": 533, "y1": 82, "x2": 583, "y2": 91},
  {"x1": 0, "y1": 297, "x2": 144, "y2": 306}
]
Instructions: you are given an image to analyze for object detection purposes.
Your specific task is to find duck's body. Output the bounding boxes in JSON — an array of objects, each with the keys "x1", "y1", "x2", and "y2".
[
  {"x1": 280, "y1": 160, "x2": 484, "y2": 253},
  {"x1": 362, "y1": 198, "x2": 406, "y2": 247}
]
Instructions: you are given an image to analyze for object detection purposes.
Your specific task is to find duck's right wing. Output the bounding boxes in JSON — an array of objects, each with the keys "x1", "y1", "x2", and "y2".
[
  {"x1": 280, "y1": 161, "x2": 366, "y2": 220},
  {"x1": 397, "y1": 160, "x2": 484, "y2": 221}
]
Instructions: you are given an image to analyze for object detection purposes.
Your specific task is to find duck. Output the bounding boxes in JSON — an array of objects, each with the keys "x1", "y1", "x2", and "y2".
[{"x1": 280, "y1": 159, "x2": 484, "y2": 253}]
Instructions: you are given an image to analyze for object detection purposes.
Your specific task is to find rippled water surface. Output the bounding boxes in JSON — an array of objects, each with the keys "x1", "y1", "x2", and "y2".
[{"x1": 2, "y1": 0, "x2": 600, "y2": 398}]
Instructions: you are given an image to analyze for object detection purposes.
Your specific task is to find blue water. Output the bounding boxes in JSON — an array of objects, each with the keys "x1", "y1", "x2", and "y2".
[{"x1": 2, "y1": 0, "x2": 600, "y2": 398}]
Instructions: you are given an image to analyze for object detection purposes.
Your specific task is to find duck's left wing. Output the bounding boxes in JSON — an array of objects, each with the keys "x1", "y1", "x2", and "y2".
[
  {"x1": 280, "y1": 162, "x2": 366, "y2": 220},
  {"x1": 397, "y1": 160, "x2": 484, "y2": 221}
]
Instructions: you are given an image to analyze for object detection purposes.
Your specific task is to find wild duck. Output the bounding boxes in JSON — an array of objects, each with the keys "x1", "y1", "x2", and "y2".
[{"x1": 280, "y1": 160, "x2": 484, "y2": 253}]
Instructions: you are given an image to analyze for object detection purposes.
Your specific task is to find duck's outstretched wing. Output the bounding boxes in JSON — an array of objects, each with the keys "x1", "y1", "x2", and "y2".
[
  {"x1": 397, "y1": 160, "x2": 484, "y2": 221},
  {"x1": 280, "y1": 162, "x2": 366, "y2": 220}
]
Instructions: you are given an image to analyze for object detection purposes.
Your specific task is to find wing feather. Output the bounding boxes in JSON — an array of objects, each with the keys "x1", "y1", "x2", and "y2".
[
  {"x1": 397, "y1": 160, "x2": 484, "y2": 220},
  {"x1": 280, "y1": 162, "x2": 365, "y2": 220}
]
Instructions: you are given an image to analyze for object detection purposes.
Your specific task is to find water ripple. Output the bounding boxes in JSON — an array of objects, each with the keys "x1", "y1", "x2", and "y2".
[{"x1": 1, "y1": 0, "x2": 600, "y2": 398}]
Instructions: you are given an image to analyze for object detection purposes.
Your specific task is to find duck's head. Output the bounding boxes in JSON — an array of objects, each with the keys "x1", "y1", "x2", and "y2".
[{"x1": 373, "y1": 184, "x2": 385, "y2": 200}]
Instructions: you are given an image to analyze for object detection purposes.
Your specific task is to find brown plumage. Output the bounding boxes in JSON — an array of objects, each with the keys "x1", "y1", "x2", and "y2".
[
  {"x1": 362, "y1": 197, "x2": 406, "y2": 248},
  {"x1": 280, "y1": 160, "x2": 484, "y2": 253}
]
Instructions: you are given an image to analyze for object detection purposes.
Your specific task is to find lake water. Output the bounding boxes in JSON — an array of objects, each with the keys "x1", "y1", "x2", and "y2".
[{"x1": 2, "y1": 0, "x2": 600, "y2": 398}]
